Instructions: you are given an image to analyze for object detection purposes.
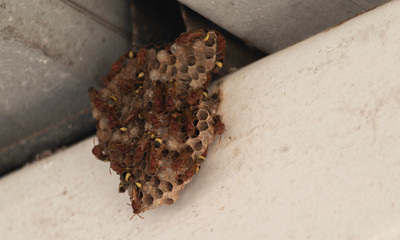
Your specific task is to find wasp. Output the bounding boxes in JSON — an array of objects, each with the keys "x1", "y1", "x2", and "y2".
[
  {"x1": 116, "y1": 78, "x2": 135, "y2": 94},
  {"x1": 147, "y1": 140, "x2": 165, "y2": 175},
  {"x1": 213, "y1": 115, "x2": 225, "y2": 143},
  {"x1": 105, "y1": 51, "x2": 133, "y2": 86},
  {"x1": 183, "y1": 107, "x2": 196, "y2": 136},
  {"x1": 168, "y1": 30, "x2": 208, "y2": 56},
  {"x1": 121, "y1": 109, "x2": 140, "y2": 125},
  {"x1": 130, "y1": 186, "x2": 144, "y2": 218},
  {"x1": 108, "y1": 141, "x2": 130, "y2": 154},
  {"x1": 133, "y1": 132, "x2": 153, "y2": 163},
  {"x1": 88, "y1": 87, "x2": 107, "y2": 112},
  {"x1": 118, "y1": 182, "x2": 126, "y2": 193},
  {"x1": 153, "y1": 81, "x2": 165, "y2": 113},
  {"x1": 107, "y1": 113, "x2": 119, "y2": 129},
  {"x1": 172, "y1": 148, "x2": 193, "y2": 172},
  {"x1": 213, "y1": 115, "x2": 225, "y2": 135},
  {"x1": 216, "y1": 31, "x2": 226, "y2": 59},
  {"x1": 139, "y1": 110, "x2": 162, "y2": 128},
  {"x1": 136, "y1": 48, "x2": 147, "y2": 73},
  {"x1": 178, "y1": 164, "x2": 200, "y2": 182},
  {"x1": 186, "y1": 88, "x2": 208, "y2": 106},
  {"x1": 166, "y1": 114, "x2": 184, "y2": 142},
  {"x1": 92, "y1": 145, "x2": 108, "y2": 161},
  {"x1": 175, "y1": 29, "x2": 207, "y2": 46},
  {"x1": 213, "y1": 31, "x2": 226, "y2": 73},
  {"x1": 123, "y1": 153, "x2": 135, "y2": 165},
  {"x1": 89, "y1": 95, "x2": 118, "y2": 124},
  {"x1": 165, "y1": 80, "x2": 177, "y2": 112},
  {"x1": 110, "y1": 161, "x2": 126, "y2": 175}
]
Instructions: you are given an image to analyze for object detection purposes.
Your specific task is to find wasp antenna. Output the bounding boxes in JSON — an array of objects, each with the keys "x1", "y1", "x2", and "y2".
[{"x1": 130, "y1": 214, "x2": 144, "y2": 220}]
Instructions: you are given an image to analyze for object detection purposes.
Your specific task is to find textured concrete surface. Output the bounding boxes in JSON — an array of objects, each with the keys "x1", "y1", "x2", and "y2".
[
  {"x1": 179, "y1": 0, "x2": 390, "y2": 53},
  {"x1": 61, "y1": 0, "x2": 131, "y2": 36},
  {"x1": 1, "y1": 1, "x2": 400, "y2": 238},
  {"x1": 0, "y1": 0, "x2": 131, "y2": 176},
  {"x1": 180, "y1": 5, "x2": 266, "y2": 76}
]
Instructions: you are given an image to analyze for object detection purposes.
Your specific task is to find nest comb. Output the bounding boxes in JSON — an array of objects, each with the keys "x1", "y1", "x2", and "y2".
[{"x1": 89, "y1": 29, "x2": 225, "y2": 216}]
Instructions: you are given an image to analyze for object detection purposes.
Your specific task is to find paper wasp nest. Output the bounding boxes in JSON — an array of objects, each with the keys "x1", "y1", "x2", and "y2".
[{"x1": 89, "y1": 30, "x2": 225, "y2": 215}]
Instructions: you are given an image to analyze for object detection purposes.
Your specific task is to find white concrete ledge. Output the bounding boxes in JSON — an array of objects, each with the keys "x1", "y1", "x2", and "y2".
[{"x1": 2, "y1": 0, "x2": 400, "y2": 239}]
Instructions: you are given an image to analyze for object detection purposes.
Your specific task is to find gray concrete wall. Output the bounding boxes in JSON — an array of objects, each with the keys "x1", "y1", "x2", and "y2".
[
  {"x1": 179, "y1": 0, "x2": 390, "y2": 53},
  {"x1": 0, "y1": 0, "x2": 131, "y2": 175}
]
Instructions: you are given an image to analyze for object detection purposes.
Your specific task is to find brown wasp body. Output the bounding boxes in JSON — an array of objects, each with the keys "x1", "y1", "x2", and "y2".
[
  {"x1": 110, "y1": 161, "x2": 126, "y2": 175},
  {"x1": 165, "y1": 80, "x2": 177, "y2": 112},
  {"x1": 172, "y1": 149, "x2": 192, "y2": 172},
  {"x1": 167, "y1": 115, "x2": 184, "y2": 141},
  {"x1": 116, "y1": 78, "x2": 134, "y2": 94},
  {"x1": 88, "y1": 87, "x2": 107, "y2": 111},
  {"x1": 175, "y1": 29, "x2": 206, "y2": 46},
  {"x1": 133, "y1": 133, "x2": 152, "y2": 163},
  {"x1": 136, "y1": 48, "x2": 147, "y2": 72},
  {"x1": 130, "y1": 187, "x2": 143, "y2": 217},
  {"x1": 186, "y1": 88, "x2": 207, "y2": 106},
  {"x1": 92, "y1": 145, "x2": 107, "y2": 161},
  {"x1": 213, "y1": 115, "x2": 225, "y2": 135},
  {"x1": 107, "y1": 113, "x2": 119, "y2": 129},
  {"x1": 178, "y1": 164, "x2": 199, "y2": 182},
  {"x1": 153, "y1": 81, "x2": 165, "y2": 113},
  {"x1": 121, "y1": 109, "x2": 139, "y2": 125},
  {"x1": 139, "y1": 110, "x2": 162, "y2": 128},
  {"x1": 183, "y1": 107, "x2": 195, "y2": 136},
  {"x1": 148, "y1": 143, "x2": 164, "y2": 175},
  {"x1": 105, "y1": 53, "x2": 129, "y2": 85}
]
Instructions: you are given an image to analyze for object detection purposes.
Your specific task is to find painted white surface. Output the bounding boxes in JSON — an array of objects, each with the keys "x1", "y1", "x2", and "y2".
[{"x1": 2, "y1": 0, "x2": 400, "y2": 239}]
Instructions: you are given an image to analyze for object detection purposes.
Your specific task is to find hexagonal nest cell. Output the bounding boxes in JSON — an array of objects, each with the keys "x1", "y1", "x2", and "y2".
[{"x1": 89, "y1": 29, "x2": 225, "y2": 215}]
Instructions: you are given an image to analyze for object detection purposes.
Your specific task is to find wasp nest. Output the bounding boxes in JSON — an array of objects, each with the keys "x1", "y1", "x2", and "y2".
[{"x1": 89, "y1": 30, "x2": 225, "y2": 215}]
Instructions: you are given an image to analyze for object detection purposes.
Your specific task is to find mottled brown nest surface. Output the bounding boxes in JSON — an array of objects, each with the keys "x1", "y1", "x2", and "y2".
[{"x1": 89, "y1": 30, "x2": 225, "y2": 215}]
